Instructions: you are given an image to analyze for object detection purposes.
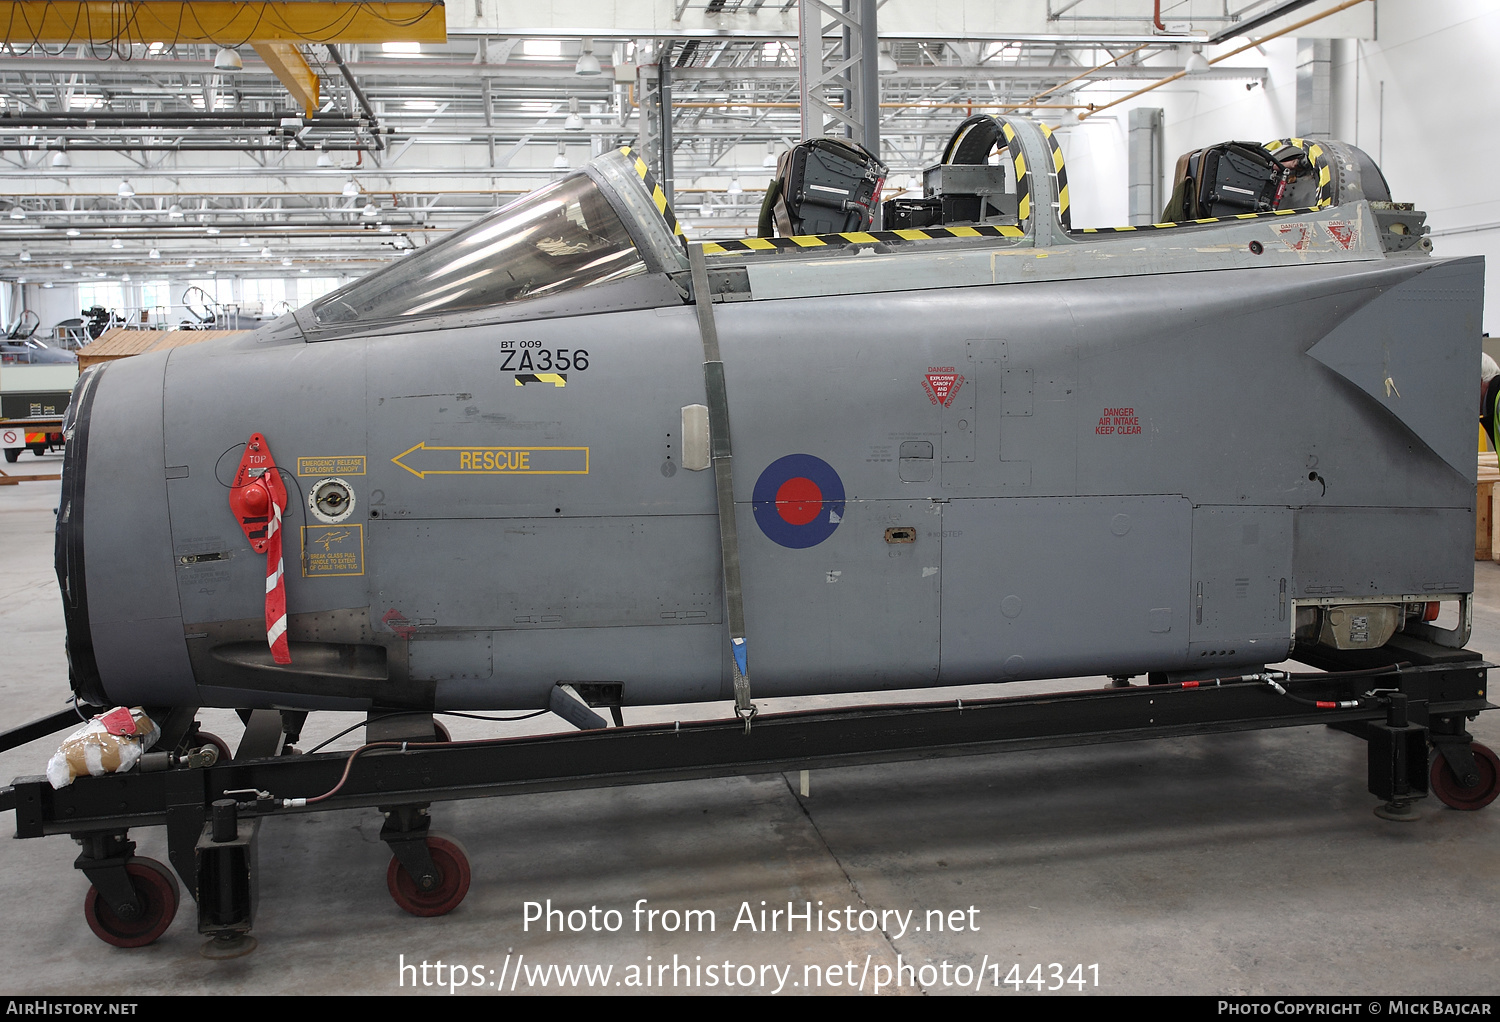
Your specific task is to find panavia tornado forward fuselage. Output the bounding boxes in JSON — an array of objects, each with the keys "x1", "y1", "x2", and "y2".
[{"x1": 56, "y1": 119, "x2": 1483, "y2": 720}]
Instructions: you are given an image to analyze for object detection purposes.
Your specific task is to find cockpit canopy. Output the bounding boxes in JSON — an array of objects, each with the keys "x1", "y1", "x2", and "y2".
[{"x1": 305, "y1": 148, "x2": 684, "y2": 331}]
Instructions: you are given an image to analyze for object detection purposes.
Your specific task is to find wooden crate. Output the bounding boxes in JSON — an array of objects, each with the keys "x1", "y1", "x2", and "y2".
[
  {"x1": 1480, "y1": 453, "x2": 1500, "y2": 560},
  {"x1": 76, "y1": 328, "x2": 249, "y2": 370}
]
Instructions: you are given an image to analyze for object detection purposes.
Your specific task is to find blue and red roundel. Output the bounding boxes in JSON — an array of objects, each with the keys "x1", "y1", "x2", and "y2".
[{"x1": 752, "y1": 454, "x2": 845, "y2": 549}]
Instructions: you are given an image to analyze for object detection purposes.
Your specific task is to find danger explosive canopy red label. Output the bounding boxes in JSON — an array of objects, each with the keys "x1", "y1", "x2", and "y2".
[{"x1": 923, "y1": 368, "x2": 965, "y2": 408}]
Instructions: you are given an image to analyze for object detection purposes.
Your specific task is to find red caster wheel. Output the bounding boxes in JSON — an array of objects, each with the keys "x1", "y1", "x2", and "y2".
[
  {"x1": 83, "y1": 857, "x2": 180, "y2": 948},
  {"x1": 193, "y1": 730, "x2": 232, "y2": 763},
  {"x1": 1430, "y1": 742, "x2": 1500, "y2": 811},
  {"x1": 386, "y1": 833, "x2": 471, "y2": 917}
]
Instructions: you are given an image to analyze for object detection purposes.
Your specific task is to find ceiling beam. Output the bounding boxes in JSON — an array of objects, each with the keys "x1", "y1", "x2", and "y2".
[{"x1": 0, "y1": 57, "x2": 1261, "y2": 83}]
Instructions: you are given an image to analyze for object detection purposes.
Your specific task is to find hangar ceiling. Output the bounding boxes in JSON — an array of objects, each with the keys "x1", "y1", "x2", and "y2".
[{"x1": 0, "y1": 1, "x2": 1328, "y2": 286}]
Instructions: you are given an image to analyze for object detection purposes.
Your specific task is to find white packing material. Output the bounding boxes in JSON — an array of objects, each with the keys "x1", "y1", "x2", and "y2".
[{"x1": 45, "y1": 707, "x2": 161, "y2": 789}]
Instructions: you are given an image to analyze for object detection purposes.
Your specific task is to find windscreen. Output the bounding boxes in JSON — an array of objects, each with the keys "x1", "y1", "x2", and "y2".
[{"x1": 309, "y1": 172, "x2": 646, "y2": 327}]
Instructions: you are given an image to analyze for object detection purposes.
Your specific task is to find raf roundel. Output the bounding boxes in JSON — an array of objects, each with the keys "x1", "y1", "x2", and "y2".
[{"x1": 752, "y1": 454, "x2": 846, "y2": 549}]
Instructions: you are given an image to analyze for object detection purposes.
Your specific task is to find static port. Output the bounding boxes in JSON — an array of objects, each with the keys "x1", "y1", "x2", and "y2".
[{"x1": 1248, "y1": 240, "x2": 1264, "y2": 255}]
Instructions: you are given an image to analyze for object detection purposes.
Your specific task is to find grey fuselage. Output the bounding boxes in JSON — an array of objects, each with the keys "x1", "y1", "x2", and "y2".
[{"x1": 56, "y1": 141, "x2": 1484, "y2": 714}]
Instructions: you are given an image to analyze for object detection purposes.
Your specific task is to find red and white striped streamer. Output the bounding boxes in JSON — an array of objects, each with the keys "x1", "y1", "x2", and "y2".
[{"x1": 261, "y1": 476, "x2": 291, "y2": 664}]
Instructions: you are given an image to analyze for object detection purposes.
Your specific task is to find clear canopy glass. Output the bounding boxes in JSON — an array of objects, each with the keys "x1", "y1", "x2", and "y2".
[{"x1": 309, "y1": 172, "x2": 647, "y2": 328}]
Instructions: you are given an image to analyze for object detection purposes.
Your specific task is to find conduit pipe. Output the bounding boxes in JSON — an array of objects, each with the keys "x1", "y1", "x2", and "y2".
[{"x1": 1079, "y1": 0, "x2": 1371, "y2": 121}]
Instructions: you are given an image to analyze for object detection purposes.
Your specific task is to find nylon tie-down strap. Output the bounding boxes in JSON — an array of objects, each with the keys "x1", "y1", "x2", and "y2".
[{"x1": 687, "y1": 242, "x2": 756, "y2": 730}]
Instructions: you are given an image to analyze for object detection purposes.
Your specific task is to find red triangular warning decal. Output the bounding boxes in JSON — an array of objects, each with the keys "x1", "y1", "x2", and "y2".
[
  {"x1": 1324, "y1": 221, "x2": 1358, "y2": 249},
  {"x1": 1274, "y1": 223, "x2": 1311, "y2": 250},
  {"x1": 923, "y1": 369, "x2": 965, "y2": 408}
]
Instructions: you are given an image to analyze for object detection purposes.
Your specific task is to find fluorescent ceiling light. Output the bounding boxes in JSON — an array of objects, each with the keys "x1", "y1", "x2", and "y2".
[
  {"x1": 316, "y1": 152, "x2": 334, "y2": 168},
  {"x1": 110, "y1": 238, "x2": 123, "y2": 249},
  {"x1": 51, "y1": 150, "x2": 70, "y2": 168},
  {"x1": 66, "y1": 228, "x2": 80, "y2": 237},
  {"x1": 8, "y1": 207, "x2": 23, "y2": 220},
  {"x1": 168, "y1": 203, "x2": 183, "y2": 219},
  {"x1": 117, "y1": 180, "x2": 135, "y2": 198},
  {"x1": 149, "y1": 248, "x2": 160, "y2": 259},
  {"x1": 382, "y1": 41, "x2": 421, "y2": 56},
  {"x1": 214, "y1": 47, "x2": 243, "y2": 71},
  {"x1": 1185, "y1": 46, "x2": 1210, "y2": 74},
  {"x1": 342, "y1": 179, "x2": 359, "y2": 197}
]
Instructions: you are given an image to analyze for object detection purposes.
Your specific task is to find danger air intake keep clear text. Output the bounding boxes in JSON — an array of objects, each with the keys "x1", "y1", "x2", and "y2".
[{"x1": 1096, "y1": 407, "x2": 1141, "y2": 436}]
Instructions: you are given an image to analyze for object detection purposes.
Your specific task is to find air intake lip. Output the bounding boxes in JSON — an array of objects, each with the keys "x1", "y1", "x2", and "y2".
[{"x1": 54, "y1": 364, "x2": 107, "y2": 706}]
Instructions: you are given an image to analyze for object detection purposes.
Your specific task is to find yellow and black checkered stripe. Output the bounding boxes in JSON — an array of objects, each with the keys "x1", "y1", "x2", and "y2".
[
  {"x1": 1265, "y1": 137, "x2": 1336, "y2": 209},
  {"x1": 702, "y1": 223, "x2": 1026, "y2": 256},
  {"x1": 1038, "y1": 122, "x2": 1072, "y2": 232},
  {"x1": 1073, "y1": 205, "x2": 1323, "y2": 234},
  {"x1": 1075, "y1": 137, "x2": 1336, "y2": 235},
  {"x1": 999, "y1": 122, "x2": 1031, "y2": 224},
  {"x1": 514, "y1": 373, "x2": 567, "y2": 387},
  {"x1": 619, "y1": 145, "x2": 685, "y2": 238}
]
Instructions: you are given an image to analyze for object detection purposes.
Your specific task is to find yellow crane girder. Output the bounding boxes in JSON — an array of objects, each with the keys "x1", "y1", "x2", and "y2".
[
  {"x1": 251, "y1": 42, "x2": 318, "y2": 118},
  {"x1": 0, "y1": 2, "x2": 447, "y2": 45}
]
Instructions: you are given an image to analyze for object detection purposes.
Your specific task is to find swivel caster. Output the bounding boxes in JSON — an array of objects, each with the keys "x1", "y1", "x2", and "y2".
[
  {"x1": 386, "y1": 832, "x2": 471, "y2": 917},
  {"x1": 83, "y1": 857, "x2": 180, "y2": 948},
  {"x1": 1430, "y1": 742, "x2": 1500, "y2": 811}
]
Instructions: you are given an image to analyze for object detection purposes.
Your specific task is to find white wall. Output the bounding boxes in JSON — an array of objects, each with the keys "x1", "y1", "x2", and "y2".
[{"x1": 1055, "y1": 0, "x2": 1499, "y2": 333}]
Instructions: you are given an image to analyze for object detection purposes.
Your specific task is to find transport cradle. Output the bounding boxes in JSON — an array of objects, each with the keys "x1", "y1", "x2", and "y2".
[{"x1": 1, "y1": 637, "x2": 1494, "y2": 950}]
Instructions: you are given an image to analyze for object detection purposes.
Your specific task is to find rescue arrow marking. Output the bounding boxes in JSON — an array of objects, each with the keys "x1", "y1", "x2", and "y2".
[{"x1": 390, "y1": 442, "x2": 590, "y2": 479}]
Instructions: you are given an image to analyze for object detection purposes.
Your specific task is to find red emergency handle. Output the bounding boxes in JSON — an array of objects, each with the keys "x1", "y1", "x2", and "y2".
[{"x1": 227, "y1": 433, "x2": 291, "y2": 664}]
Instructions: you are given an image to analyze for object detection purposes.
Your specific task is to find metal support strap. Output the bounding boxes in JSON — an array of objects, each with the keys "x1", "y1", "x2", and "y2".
[{"x1": 688, "y1": 242, "x2": 755, "y2": 730}]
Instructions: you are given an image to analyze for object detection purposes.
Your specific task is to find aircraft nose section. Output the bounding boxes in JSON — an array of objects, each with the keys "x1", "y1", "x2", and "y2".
[{"x1": 54, "y1": 353, "x2": 196, "y2": 708}]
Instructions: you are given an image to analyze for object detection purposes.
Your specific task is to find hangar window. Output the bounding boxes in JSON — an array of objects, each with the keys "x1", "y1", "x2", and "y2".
[{"x1": 309, "y1": 173, "x2": 646, "y2": 327}]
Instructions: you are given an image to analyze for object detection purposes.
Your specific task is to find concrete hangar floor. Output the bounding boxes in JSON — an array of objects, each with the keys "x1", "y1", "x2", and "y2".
[{"x1": 1, "y1": 461, "x2": 1497, "y2": 997}]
